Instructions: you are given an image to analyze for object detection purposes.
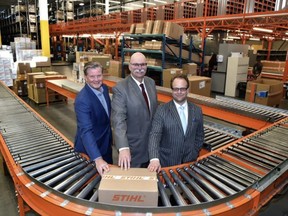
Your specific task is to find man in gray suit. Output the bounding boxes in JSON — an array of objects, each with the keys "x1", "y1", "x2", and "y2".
[
  {"x1": 111, "y1": 52, "x2": 158, "y2": 169},
  {"x1": 148, "y1": 74, "x2": 204, "y2": 172}
]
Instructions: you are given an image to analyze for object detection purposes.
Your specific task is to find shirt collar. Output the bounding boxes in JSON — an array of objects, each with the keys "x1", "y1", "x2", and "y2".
[
  {"x1": 131, "y1": 75, "x2": 145, "y2": 86},
  {"x1": 87, "y1": 84, "x2": 103, "y2": 95},
  {"x1": 173, "y1": 100, "x2": 188, "y2": 109}
]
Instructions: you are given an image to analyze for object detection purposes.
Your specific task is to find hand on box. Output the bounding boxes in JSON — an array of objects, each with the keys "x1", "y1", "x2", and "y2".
[
  {"x1": 118, "y1": 149, "x2": 131, "y2": 170},
  {"x1": 95, "y1": 157, "x2": 110, "y2": 176}
]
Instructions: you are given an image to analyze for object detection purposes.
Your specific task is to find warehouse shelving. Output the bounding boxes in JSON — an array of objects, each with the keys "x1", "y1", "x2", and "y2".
[
  {"x1": 121, "y1": 33, "x2": 193, "y2": 86},
  {"x1": 257, "y1": 50, "x2": 287, "y2": 61}
]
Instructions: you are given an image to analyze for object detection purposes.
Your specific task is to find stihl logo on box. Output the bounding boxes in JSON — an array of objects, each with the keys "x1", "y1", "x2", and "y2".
[{"x1": 112, "y1": 194, "x2": 145, "y2": 202}]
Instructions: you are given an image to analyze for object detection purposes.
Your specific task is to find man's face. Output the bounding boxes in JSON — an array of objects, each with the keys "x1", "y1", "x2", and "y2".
[
  {"x1": 171, "y1": 78, "x2": 188, "y2": 104},
  {"x1": 129, "y1": 55, "x2": 147, "y2": 82},
  {"x1": 85, "y1": 67, "x2": 103, "y2": 90}
]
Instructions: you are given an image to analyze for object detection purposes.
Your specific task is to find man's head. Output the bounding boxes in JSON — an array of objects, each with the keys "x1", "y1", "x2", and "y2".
[
  {"x1": 84, "y1": 62, "x2": 103, "y2": 90},
  {"x1": 170, "y1": 74, "x2": 189, "y2": 105},
  {"x1": 129, "y1": 52, "x2": 147, "y2": 82}
]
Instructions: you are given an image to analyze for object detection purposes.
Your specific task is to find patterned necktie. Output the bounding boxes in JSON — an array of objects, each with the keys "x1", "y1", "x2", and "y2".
[
  {"x1": 140, "y1": 83, "x2": 150, "y2": 112},
  {"x1": 179, "y1": 106, "x2": 187, "y2": 133}
]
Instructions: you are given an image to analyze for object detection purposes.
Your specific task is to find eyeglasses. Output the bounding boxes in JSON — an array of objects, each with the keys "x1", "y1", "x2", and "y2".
[
  {"x1": 172, "y1": 87, "x2": 188, "y2": 92},
  {"x1": 130, "y1": 63, "x2": 148, "y2": 67}
]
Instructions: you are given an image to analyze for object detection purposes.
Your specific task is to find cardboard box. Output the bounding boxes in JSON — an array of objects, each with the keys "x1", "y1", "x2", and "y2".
[
  {"x1": 152, "y1": 20, "x2": 164, "y2": 34},
  {"x1": 91, "y1": 56, "x2": 111, "y2": 69},
  {"x1": 13, "y1": 79, "x2": 28, "y2": 96},
  {"x1": 27, "y1": 83, "x2": 34, "y2": 100},
  {"x1": 163, "y1": 22, "x2": 184, "y2": 40},
  {"x1": 108, "y1": 60, "x2": 121, "y2": 77},
  {"x1": 245, "y1": 78, "x2": 283, "y2": 106},
  {"x1": 135, "y1": 23, "x2": 145, "y2": 34},
  {"x1": 129, "y1": 24, "x2": 136, "y2": 34},
  {"x1": 98, "y1": 167, "x2": 158, "y2": 207},
  {"x1": 145, "y1": 20, "x2": 154, "y2": 34},
  {"x1": 27, "y1": 72, "x2": 44, "y2": 85},
  {"x1": 183, "y1": 63, "x2": 197, "y2": 76},
  {"x1": 163, "y1": 68, "x2": 186, "y2": 88},
  {"x1": 18, "y1": 63, "x2": 31, "y2": 74},
  {"x1": 188, "y1": 76, "x2": 212, "y2": 97}
]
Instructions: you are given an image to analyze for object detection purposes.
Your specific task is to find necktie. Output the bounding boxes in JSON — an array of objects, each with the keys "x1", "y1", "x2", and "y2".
[
  {"x1": 140, "y1": 83, "x2": 150, "y2": 112},
  {"x1": 179, "y1": 106, "x2": 187, "y2": 133},
  {"x1": 99, "y1": 93, "x2": 109, "y2": 116}
]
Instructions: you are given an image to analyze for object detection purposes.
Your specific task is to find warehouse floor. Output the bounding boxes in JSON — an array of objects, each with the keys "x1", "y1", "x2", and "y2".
[{"x1": 0, "y1": 64, "x2": 288, "y2": 215}]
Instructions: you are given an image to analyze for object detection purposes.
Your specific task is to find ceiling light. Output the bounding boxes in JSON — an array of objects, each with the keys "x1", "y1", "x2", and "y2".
[
  {"x1": 154, "y1": 0, "x2": 167, "y2": 3},
  {"x1": 249, "y1": 37, "x2": 260, "y2": 41},
  {"x1": 79, "y1": 3, "x2": 84, "y2": 6},
  {"x1": 143, "y1": 2, "x2": 156, "y2": 5},
  {"x1": 223, "y1": 38, "x2": 234, "y2": 41},
  {"x1": 130, "y1": 3, "x2": 144, "y2": 7},
  {"x1": 253, "y1": 27, "x2": 273, "y2": 33},
  {"x1": 95, "y1": 2, "x2": 106, "y2": 6},
  {"x1": 110, "y1": 0, "x2": 121, "y2": 3},
  {"x1": 121, "y1": 6, "x2": 133, "y2": 9},
  {"x1": 229, "y1": 36, "x2": 240, "y2": 39}
]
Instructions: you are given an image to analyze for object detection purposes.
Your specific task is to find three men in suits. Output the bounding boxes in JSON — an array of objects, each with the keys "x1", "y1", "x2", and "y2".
[
  {"x1": 148, "y1": 74, "x2": 204, "y2": 172},
  {"x1": 74, "y1": 62, "x2": 112, "y2": 176},
  {"x1": 111, "y1": 52, "x2": 158, "y2": 169}
]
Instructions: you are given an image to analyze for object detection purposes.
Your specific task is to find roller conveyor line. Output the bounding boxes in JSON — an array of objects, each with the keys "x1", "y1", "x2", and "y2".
[
  {"x1": 189, "y1": 94, "x2": 288, "y2": 123},
  {"x1": 0, "y1": 82, "x2": 288, "y2": 215}
]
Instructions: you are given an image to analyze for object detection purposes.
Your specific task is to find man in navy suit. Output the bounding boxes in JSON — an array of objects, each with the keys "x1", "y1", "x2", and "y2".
[
  {"x1": 148, "y1": 74, "x2": 204, "y2": 172},
  {"x1": 74, "y1": 62, "x2": 112, "y2": 176}
]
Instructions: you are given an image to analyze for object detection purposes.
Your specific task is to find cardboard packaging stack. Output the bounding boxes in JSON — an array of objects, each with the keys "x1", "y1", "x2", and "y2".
[
  {"x1": 13, "y1": 62, "x2": 31, "y2": 96},
  {"x1": 0, "y1": 50, "x2": 14, "y2": 87},
  {"x1": 245, "y1": 78, "x2": 283, "y2": 107},
  {"x1": 99, "y1": 167, "x2": 158, "y2": 207},
  {"x1": 29, "y1": 73, "x2": 67, "y2": 104}
]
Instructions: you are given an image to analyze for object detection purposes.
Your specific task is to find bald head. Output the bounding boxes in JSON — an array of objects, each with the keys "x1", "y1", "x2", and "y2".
[
  {"x1": 129, "y1": 52, "x2": 147, "y2": 82},
  {"x1": 130, "y1": 52, "x2": 146, "y2": 63}
]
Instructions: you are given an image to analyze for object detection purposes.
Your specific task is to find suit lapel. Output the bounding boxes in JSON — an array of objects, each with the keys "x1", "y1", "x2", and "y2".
[
  {"x1": 169, "y1": 101, "x2": 184, "y2": 134},
  {"x1": 186, "y1": 102, "x2": 195, "y2": 135}
]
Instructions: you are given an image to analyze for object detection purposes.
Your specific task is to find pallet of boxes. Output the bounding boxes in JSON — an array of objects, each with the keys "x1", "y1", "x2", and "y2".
[{"x1": 27, "y1": 71, "x2": 67, "y2": 104}]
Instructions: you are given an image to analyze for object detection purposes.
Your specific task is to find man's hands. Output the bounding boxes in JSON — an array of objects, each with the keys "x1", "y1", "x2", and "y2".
[
  {"x1": 94, "y1": 157, "x2": 110, "y2": 176},
  {"x1": 148, "y1": 160, "x2": 161, "y2": 173},
  {"x1": 118, "y1": 149, "x2": 131, "y2": 170}
]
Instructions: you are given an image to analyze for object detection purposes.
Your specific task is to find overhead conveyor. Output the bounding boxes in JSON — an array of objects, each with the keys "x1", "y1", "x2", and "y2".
[{"x1": 0, "y1": 81, "x2": 287, "y2": 216}]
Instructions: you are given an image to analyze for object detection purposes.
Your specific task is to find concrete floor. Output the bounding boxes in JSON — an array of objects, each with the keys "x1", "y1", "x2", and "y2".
[{"x1": 0, "y1": 64, "x2": 288, "y2": 215}]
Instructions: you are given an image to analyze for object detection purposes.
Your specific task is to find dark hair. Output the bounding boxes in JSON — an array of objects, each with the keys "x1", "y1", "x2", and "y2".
[
  {"x1": 170, "y1": 74, "x2": 190, "y2": 89},
  {"x1": 84, "y1": 62, "x2": 103, "y2": 76}
]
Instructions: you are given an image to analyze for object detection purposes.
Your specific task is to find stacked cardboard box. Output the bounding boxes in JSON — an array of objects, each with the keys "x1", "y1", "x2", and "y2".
[
  {"x1": 32, "y1": 74, "x2": 67, "y2": 104},
  {"x1": 188, "y1": 76, "x2": 212, "y2": 97},
  {"x1": 245, "y1": 78, "x2": 283, "y2": 107}
]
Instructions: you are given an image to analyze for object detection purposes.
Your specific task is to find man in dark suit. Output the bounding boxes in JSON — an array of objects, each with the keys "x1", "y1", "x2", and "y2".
[
  {"x1": 74, "y1": 62, "x2": 112, "y2": 176},
  {"x1": 111, "y1": 52, "x2": 158, "y2": 169},
  {"x1": 148, "y1": 74, "x2": 204, "y2": 172}
]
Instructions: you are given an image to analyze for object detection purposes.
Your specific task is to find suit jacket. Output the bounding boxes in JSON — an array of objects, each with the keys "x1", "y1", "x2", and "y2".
[
  {"x1": 148, "y1": 100, "x2": 204, "y2": 167},
  {"x1": 111, "y1": 75, "x2": 158, "y2": 166},
  {"x1": 74, "y1": 84, "x2": 112, "y2": 163}
]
